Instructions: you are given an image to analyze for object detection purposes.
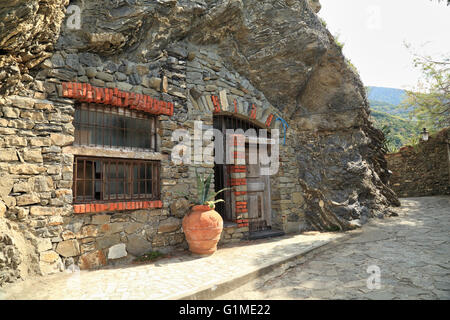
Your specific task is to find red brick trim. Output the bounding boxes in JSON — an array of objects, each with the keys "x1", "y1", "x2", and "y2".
[
  {"x1": 236, "y1": 219, "x2": 249, "y2": 228},
  {"x1": 230, "y1": 178, "x2": 247, "y2": 186},
  {"x1": 62, "y1": 82, "x2": 173, "y2": 116},
  {"x1": 233, "y1": 151, "x2": 246, "y2": 159},
  {"x1": 229, "y1": 165, "x2": 246, "y2": 173},
  {"x1": 73, "y1": 200, "x2": 163, "y2": 214}
]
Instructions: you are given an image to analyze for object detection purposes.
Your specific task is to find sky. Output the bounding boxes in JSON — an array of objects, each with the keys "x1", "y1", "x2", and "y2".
[{"x1": 318, "y1": 0, "x2": 450, "y2": 90}]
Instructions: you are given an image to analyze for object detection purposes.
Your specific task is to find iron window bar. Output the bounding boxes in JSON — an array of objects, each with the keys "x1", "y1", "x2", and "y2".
[{"x1": 73, "y1": 157, "x2": 160, "y2": 204}]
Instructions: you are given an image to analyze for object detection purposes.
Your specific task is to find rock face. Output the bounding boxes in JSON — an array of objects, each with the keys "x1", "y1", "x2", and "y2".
[
  {"x1": 0, "y1": 0, "x2": 69, "y2": 95},
  {"x1": 0, "y1": 0, "x2": 400, "y2": 285}
]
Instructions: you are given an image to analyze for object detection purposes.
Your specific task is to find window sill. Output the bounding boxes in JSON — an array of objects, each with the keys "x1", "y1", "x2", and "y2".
[
  {"x1": 63, "y1": 145, "x2": 164, "y2": 161},
  {"x1": 73, "y1": 200, "x2": 162, "y2": 214}
]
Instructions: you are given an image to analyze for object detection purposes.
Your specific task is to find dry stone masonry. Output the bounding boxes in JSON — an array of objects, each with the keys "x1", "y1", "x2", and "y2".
[
  {"x1": 386, "y1": 128, "x2": 450, "y2": 197},
  {"x1": 0, "y1": 0, "x2": 399, "y2": 286}
]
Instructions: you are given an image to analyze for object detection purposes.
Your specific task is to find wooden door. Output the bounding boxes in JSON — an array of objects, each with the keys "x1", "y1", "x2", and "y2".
[{"x1": 246, "y1": 145, "x2": 272, "y2": 232}]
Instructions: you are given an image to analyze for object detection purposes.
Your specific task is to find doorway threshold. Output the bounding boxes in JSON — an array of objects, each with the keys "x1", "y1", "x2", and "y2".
[{"x1": 248, "y1": 229, "x2": 285, "y2": 240}]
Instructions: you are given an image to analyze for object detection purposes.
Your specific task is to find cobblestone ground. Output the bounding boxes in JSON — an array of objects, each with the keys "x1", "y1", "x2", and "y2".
[
  {"x1": 218, "y1": 196, "x2": 450, "y2": 300},
  {"x1": 0, "y1": 226, "x2": 344, "y2": 300}
]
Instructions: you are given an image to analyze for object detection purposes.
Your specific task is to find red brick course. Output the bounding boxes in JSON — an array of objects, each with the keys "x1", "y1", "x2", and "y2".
[{"x1": 73, "y1": 200, "x2": 163, "y2": 214}]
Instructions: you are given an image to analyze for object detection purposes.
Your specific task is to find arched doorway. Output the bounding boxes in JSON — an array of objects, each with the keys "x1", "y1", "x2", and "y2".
[{"x1": 213, "y1": 114, "x2": 272, "y2": 233}]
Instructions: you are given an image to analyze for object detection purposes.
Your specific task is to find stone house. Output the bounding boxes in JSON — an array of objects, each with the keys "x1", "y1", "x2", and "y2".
[{"x1": 0, "y1": 0, "x2": 398, "y2": 284}]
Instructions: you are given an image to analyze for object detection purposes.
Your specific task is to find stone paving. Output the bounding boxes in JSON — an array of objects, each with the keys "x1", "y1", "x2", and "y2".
[
  {"x1": 1, "y1": 196, "x2": 448, "y2": 300},
  {"x1": 0, "y1": 228, "x2": 345, "y2": 300},
  {"x1": 217, "y1": 196, "x2": 450, "y2": 300}
]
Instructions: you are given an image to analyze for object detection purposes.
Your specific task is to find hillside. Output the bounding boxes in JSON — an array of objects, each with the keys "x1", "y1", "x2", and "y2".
[
  {"x1": 369, "y1": 100, "x2": 413, "y2": 120},
  {"x1": 366, "y1": 86, "x2": 417, "y2": 151},
  {"x1": 367, "y1": 86, "x2": 407, "y2": 106},
  {"x1": 369, "y1": 110, "x2": 416, "y2": 151}
]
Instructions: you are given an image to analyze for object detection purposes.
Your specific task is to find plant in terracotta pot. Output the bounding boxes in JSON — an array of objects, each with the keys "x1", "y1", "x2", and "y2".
[{"x1": 179, "y1": 170, "x2": 229, "y2": 255}]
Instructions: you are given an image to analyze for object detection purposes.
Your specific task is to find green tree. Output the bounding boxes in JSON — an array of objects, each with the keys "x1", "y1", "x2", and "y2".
[
  {"x1": 401, "y1": 50, "x2": 449, "y2": 133},
  {"x1": 380, "y1": 124, "x2": 397, "y2": 153}
]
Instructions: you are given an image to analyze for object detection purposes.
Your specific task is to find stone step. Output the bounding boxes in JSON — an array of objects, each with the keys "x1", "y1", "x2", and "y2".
[{"x1": 248, "y1": 229, "x2": 285, "y2": 240}]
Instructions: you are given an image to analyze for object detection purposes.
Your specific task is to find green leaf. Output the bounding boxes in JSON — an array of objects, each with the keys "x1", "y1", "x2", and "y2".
[
  {"x1": 202, "y1": 173, "x2": 212, "y2": 204},
  {"x1": 196, "y1": 168, "x2": 204, "y2": 205},
  {"x1": 206, "y1": 199, "x2": 225, "y2": 209},
  {"x1": 207, "y1": 188, "x2": 231, "y2": 201}
]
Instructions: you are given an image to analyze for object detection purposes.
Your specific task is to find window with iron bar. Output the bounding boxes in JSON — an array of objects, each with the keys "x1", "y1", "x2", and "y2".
[
  {"x1": 73, "y1": 103, "x2": 158, "y2": 151},
  {"x1": 72, "y1": 103, "x2": 161, "y2": 204},
  {"x1": 73, "y1": 157, "x2": 160, "y2": 204}
]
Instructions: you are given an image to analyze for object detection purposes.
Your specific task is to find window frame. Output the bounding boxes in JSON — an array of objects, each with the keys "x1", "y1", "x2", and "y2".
[
  {"x1": 72, "y1": 156, "x2": 161, "y2": 204},
  {"x1": 73, "y1": 102, "x2": 159, "y2": 152}
]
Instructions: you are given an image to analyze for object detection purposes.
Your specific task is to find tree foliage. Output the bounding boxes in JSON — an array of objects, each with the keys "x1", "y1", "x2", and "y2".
[{"x1": 401, "y1": 51, "x2": 450, "y2": 133}]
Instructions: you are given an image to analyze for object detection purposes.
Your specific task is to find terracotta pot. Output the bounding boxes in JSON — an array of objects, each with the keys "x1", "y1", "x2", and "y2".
[{"x1": 182, "y1": 205, "x2": 223, "y2": 255}]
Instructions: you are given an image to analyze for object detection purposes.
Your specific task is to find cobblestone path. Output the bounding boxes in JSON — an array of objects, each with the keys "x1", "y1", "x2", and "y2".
[
  {"x1": 0, "y1": 226, "x2": 344, "y2": 300},
  {"x1": 218, "y1": 196, "x2": 450, "y2": 300},
  {"x1": 1, "y1": 196, "x2": 448, "y2": 300}
]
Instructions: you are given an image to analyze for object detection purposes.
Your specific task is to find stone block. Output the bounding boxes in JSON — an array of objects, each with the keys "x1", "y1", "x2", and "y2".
[
  {"x1": 91, "y1": 78, "x2": 105, "y2": 87},
  {"x1": 5, "y1": 136, "x2": 27, "y2": 147},
  {"x1": 76, "y1": 225, "x2": 99, "y2": 239},
  {"x1": 9, "y1": 164, "x2": 46, "y2": 175},
  {"x1": 91, "y1": 215, "x2": 110, "y2": 225},
  {"x1": 79, "y1": 250, "x2": 107, "y2": 270},
  {"x1": 96, "y1": 72, "x2": 114, "y2": 82},
  {"x1": 116, "y1": 82, "x2": 132, "y2": 91},
  {"x1": 35, "y1": 238, "x2": 53, "y2": 252},
  {"x1": 292, "y1": 192, "x2": 305, "y2": 205},
  {"x1": 131, "y1": 210, "x2": 150, "y2": 223},
  {"x1": 56, "y1": 239, "x2": 80, "y2": 257},
  {"x1": 143, "y1": 77, "x2": 161, "y2": 90},
  {"x1": 162, "y1": 76, "x2": 168, "y2": 92},
  {"x1": 40, "y1": 250, "x2": 60, "y2": 263},
  {"x1": 50, "y1": 133, "x2": 74, "y2": 147},
  {"x1": 158, "y1": 217, "x2": 181, "y2": 233},
  {"x1": 108, "y1": 243, "x2": 127, "y2": 260},
  {"x1": 13, "y1": 182, "x2": 32, "y2": 193},
  {"x1": 61, "y1": 230, "x2": 76, "y2": 240},
  {"x1": 0, "y1": 174, "x2": 14, "y2": 198},
  {"x1": 20, "y1": 111, "x2": 45, "y2": 122},
  {"x1": 16, "y1": 193, "x2": 40, "y2": 206},
  {"x1": 85, "y1": 67, "x2": 97, "y2": 78},
  {"x1": 39, "y1": 259, "x2": 63, "y2": 275},
  {"x1": 29, "y1": 137, "x2": 51, "y2": 147},
  {"x1": 0, "y1": 149, "x2": 18, "y2": 161},
  {"x1": 96, "y1": 234, "x2": 120, "y2": 249},
  {"x1": 232, "y1": 232, "x2": 244, "y2": 239},
  {"x1": 285, "y1": 221, "x2": 301, "y2": 234},
  {"x1": 31, "y1": 176, "x2": 53, "y2": 192},
  {"x1": 170, "y1": 198, "x2": 190, "y2": 218},
  {"x1": 0, "y1": 201, "x2": 5, "y2": 218},
  {"x1": 30, "y1": 206, "x2": 62, "y2": 216},
  {"x1": 127, "y1": 234, "x2": 152, "y2": 256},
  {"x1": 0, "y1": 127, "x2": 15, "y2": 135},
  {"x1": 125, "y1": 222, "x2": 142, "y2": 234},
  {"x1": 2, "y1": 107, "x2": 20, "y2": 118}
]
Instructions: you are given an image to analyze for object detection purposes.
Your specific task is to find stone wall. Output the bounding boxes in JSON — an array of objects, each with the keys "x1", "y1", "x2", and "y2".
[{"x1": 386, "y1": 128, "x2": 450, "y2": 197}]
